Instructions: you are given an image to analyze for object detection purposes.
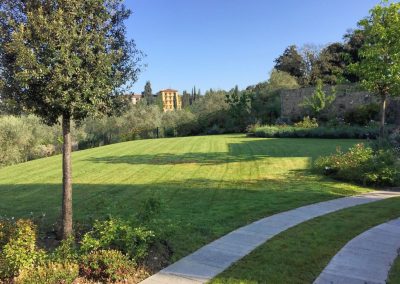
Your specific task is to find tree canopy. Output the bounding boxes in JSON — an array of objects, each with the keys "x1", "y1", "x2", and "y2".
[
  {"x1": 0, "y1": 0, "x2": 142, "y2": 238},
  {"x1": 350, "y1": 1, "x2": 400, "y2": 136}
]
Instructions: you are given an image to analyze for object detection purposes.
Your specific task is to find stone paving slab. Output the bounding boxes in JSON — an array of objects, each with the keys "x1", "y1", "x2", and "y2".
[
  {"x1": 140, "y1": 191, "x2": 400, "y2": 284},
  {"x1": 314, "y1": 217, "x2": 400, "y2": 284}
]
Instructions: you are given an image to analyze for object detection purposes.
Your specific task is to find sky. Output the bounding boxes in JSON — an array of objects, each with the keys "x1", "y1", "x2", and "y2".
[{"x1": 125, "y1": 0, "x2": 379, "y2": 94}]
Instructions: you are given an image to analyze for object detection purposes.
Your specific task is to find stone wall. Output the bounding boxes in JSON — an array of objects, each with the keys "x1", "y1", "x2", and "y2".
[{"x1": 280, "y1": 84, "x2": 400, "y2": 123}]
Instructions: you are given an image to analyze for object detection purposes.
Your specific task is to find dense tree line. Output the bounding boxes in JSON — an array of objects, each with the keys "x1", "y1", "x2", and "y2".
[{"x1": 274, "y1": 29, "x2": 365, "y2": 86}]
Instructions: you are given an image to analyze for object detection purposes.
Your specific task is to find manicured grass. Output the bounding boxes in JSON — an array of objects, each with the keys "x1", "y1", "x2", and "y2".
[
  {"x1": 389, "y1": 257, "x2": 400, "y2": 284},
  {"x1": 0, "y1": 134, "x2": 367, "y2": 261},
  {"x1": 212, "y1": 197, "x2": 400, "y2": 284}
]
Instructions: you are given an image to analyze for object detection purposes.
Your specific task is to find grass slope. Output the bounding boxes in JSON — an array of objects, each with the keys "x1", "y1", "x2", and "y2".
[{"x1": 0, "y1": 134, "x2": 367, "y2": 260}]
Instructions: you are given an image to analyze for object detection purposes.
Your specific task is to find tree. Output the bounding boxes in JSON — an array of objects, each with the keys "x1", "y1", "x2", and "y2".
[
  {"x1": 343, "y1": 29, "x2": 366, "y2": 82},
  {"x1": 301, "y1": 80, "x2": 336, "y2": 118},
  {"x1": 299, "y1": 44, "x2": 321, "y2": 85},
  {"x1": 225, "y1": 85, "x2": 252, "y2": 131},
  {"x1": 143, "y1": 81, "x2": 153, "y2": 105},
  {"x1": 274, "y1": 45, "x2": 305, "y2": 84},
  {"x1": 313, "y1": 43, "x2": 347, "y2": 85},
  {"x1": 191, "y1": 86, "x2": 197, "y2": 104},
  {"x1": 0, "y1": 0, "x2": 141, "y2": 238},
  {"x1": 182, "y1": 91, "x2": 191, "y2": 108},
  {"x1": 350, "y1": 1, "x2": 400, "y2": 137}
]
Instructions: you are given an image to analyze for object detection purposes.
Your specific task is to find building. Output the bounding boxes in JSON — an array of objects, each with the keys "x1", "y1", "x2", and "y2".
[
  {"x1": 158, "y1": 89, "x2": 182, "y2": 112},
  {"x1": 126, "y1": 94, "x2": 143, "y2": 105}
]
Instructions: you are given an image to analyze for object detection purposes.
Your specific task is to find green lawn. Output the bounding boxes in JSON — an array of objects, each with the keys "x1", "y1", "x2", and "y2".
[
  {"x1": 389, "y1": 257, "x2": 400, "y2": 284},
  {"x1": 212, "y1": 197, "x2": 400, "y2": 284},
  {"x1": 0, "y1": 134, "x2": 368, "y2": 261}
]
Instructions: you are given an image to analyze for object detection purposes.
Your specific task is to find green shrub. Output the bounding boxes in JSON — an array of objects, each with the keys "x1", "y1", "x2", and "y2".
[
  {"x1": 314, "y1": 144, "x2": 400, "y2": 186},
  {"x1": 51, "y1": 236, "x2": 79, "y2": 263},
  {"x1": 294, "y1": 116, "x2": 319, "y2": 128},
  {"x1": 80, "y1": 249, "x2": 134, "y2": 282},
  {"x1": 344, "y1": 103, "x2": 380, "y2": 125},
  {"x1": 252, "y1": 125, "x2": 380, "y2": 139},
  {"x1": 15, "y1": 262, "x2": 79, "y2": 284},
  {"x1": 0, "y1": 219, "x2": 46, "y2": 278},
  {"x1": 80, "y1": 218, "x2": 154, "y2": 262}
]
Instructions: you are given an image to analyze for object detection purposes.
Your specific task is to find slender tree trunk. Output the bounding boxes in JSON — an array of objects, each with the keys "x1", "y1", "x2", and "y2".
[
  {"x1": 62, "y1": 114, "x2": 73, "y2": 239},
  {"x1": 379, "y1": 92, "x2": 387, "y2": 138}
]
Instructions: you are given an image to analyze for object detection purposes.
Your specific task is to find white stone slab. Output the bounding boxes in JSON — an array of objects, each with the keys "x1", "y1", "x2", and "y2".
[{"x1": 314, "y1": 217, "x2": 400, "y2": 284}]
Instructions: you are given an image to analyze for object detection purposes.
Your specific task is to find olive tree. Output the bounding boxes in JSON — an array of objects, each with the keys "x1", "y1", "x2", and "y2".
[{"x1": 0, "y1": 0, "x2": 142, "y2": 238}]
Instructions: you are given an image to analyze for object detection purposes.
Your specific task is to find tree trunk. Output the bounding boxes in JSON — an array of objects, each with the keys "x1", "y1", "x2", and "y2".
[
  {"x1": 62, "y1": 114, "x2": 73, "y2": 239},
  {"x1": 379, "y1": 93, "x2": 387, "y2": 138}
]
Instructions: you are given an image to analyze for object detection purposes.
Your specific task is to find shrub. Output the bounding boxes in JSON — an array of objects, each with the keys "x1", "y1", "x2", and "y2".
[
  {"x1": 294, "y1": 116, "x2": 319, "y2": 128},
  {"x1": 252, "y1": 125, "x2": 380, "y2": 139},
  {"x1": 80, "y1": 218, "x2": 154, "y2": 262},
  {"x1": 344, "y1": 103, "x2": 380, "y2": 125},
  {"x1": 51, "y1": 236, "x2": 79, "y2": 263},
  {"x1": 15, "y1": 262, "x2": 79, "y2": 284},
  {"x1": 0, "y1": 219, "x2": 46, "y2": 278},
  {"x1": 314, "y1": 144, "x2": 400, "y2": 186},
  {"x1": 80, "y1": 250, "x2": 134, "y2": 282},
  {"x1": 389, "y1": 129, "x2": 400, "y2": 154}
]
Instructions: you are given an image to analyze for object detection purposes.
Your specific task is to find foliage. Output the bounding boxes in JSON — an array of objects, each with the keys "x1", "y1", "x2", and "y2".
[
  {"x1": 314, "y1": 144, "x2": 400, "y2": 186},
  {"x1": 80, "y1": 218, "x2": 155, "y2": 262},
  {"x1": 51, "y1": 236, "x2": 79, "y2": 263},
  {"x1": 389, "y1": 129, "x2": 400, "y2": 154},
  {"x1": 313, "y1": 42, "x2": 348, "y2": 85},
  {"x1": 349, "y1": 2, "x2": 400, "y2": 136},
  {"x1": 274, "y1": 45, "x2": 305, "y2": 83},
  {"x1": 245, "y1": 69, "x2": 299, "y2": 125},
  {"x1": 0, "y1": 0, "x2": 142, "y2": 239},
  {"x1": 191, "y1": 89, "x2": 231, "y2": 133},
  {"x1": 343, "y1": 29, "x2": 366, "y2": 82},
  {"x1": 80, "y1": 249, "x2": 134, "y2": 283},
  {"x1": 344, "y1": 103, "x2": 380, "y2": 125},
  {"x1": 301, "y1": 80, "x2": 336, "y2": 117},
  {"x1": 15, "y1": 262, "x2": 79, "y2": 284},
  {"x1": 143, "y1": 81, "x2": 153, "y2": 105},
  {"x1": 0, "y1": 0, "x2": 141, "y2": 125},
  {"x1": 293, "y1": 116, "x2": 319, "y2": 128},
  {"x1": 0, "y1": 219, "x2": 45, "y2": 279},
  {"x1": 267, "y1": 69, "x2": 300, "y2": 90},
  {"x1": 225, "y1": 86, "x2": 253, "y2": 132},
  {"x1": 161, "y1": 110, "x2": 198, "y2": 137},
  {"x1": 252, "y1": 125, "x2": 380, "y2": 139},
  {"x1": 0, "y1": 115, "x2": 87, "y2": 167}
]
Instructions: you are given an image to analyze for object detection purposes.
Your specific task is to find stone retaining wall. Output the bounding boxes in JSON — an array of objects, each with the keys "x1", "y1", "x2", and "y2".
[{"x1": 280, "y1": 84, "x2": 400, "y2": 123}]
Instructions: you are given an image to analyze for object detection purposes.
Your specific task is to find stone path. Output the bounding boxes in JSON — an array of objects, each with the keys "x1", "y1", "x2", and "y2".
[
  {"x1": 140, "y1": 191, "x2": 400, "y2": 284},
  {"x1": 314, "y1": 218, "x2": 400, "y2": 284}
]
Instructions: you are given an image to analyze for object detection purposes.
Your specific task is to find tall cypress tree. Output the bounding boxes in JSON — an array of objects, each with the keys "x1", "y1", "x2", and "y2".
[
  {"x1": 143, "y1": 81, "x2": 153, "y2": 105},
  {"x1": 182, "y1": 90, "x2": 190, "y2": 108}
]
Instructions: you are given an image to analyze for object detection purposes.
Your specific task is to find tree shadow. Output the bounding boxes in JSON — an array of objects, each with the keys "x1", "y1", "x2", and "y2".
[
  {"x1": 85, "y1": 137, "x2": 355, "y2": 165},
  {"x1": 0, "y1": 175, "x2": 367, "y2": 261}
]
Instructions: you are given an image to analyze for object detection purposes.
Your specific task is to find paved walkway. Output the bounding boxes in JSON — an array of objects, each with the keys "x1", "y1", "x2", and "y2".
[
  {"x1": 140, "y1": 191, "x2": 400, "y2": 284},
  {"x1": 314, "y1": 218, "x2": 400, "y2": 284}
]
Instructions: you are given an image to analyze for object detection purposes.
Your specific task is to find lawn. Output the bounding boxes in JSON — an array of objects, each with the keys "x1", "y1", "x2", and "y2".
[
  {"x1": 0, "y1": 134, "x2": 368, "y2": 261},
  {"x1": 212, "y1": 197, "x2": 400, "y2": 284}
]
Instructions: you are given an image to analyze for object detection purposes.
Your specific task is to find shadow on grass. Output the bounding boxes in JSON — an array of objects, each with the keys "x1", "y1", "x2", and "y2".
[{"x1": 85, "y1": 138, "x2": 356, "y2": 165}]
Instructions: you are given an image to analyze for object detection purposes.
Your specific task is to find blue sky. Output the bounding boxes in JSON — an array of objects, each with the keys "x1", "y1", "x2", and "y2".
[{"x1": 126, "y1": 0, "x2": 379, "y2": 94}]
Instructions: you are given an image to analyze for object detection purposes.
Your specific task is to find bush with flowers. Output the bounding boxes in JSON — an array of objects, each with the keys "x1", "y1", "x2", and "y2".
[{"x1": 314, "y1": 143, "x2": 400, "y2": 186}]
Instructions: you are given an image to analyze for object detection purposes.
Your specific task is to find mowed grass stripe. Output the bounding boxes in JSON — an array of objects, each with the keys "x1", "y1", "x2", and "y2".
[{"x1": 0, "y1": 135, "x2": 369, "y2": 260}]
